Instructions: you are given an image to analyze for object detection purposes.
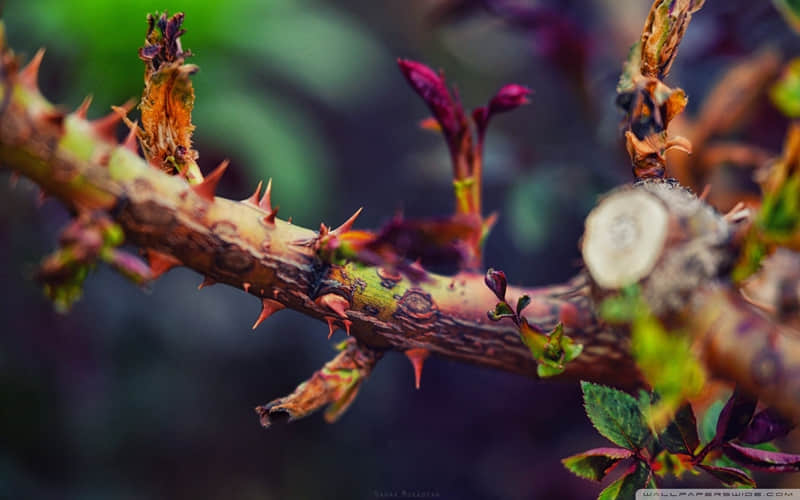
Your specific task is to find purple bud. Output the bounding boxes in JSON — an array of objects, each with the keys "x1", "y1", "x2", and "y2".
[
  {"x1": 397, "y1": 59, "x2": 468, "y2": 159},
  {"x1": 485, "y1": 268, "x2": 507, "y2": 302},
  {"x1": 488, "y1": 84, "x2": 532, "y2": 115}
]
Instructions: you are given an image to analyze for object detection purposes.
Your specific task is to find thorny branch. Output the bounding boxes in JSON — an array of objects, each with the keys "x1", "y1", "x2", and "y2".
[{"x1": 0, "y1": 3, "x2": 798, "y2": 433}]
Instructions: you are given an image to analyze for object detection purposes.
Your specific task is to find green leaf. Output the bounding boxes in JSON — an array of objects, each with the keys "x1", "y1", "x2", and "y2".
[
  {"x1": 773, "y1": 0, "x2": 800, "y2": 33},
  {"x1": 698, "y1": 464, "x2": 756, "y2": 488},
  {"x1": 516, "y1": 295, "x2": 531, "y2": 316},
  {"x1": 562, "y1": 448, "x2": 633, "y2": 482},
  {"x1": 659, "y1": 403, "x2": 700, "y2": 455},
  {"x1": 537, "y1": 363, "x2": 565, "y2": 378},
  {"x1": 700, "y1": 400, "x2": 726, "y2": 445},
  {"x1": 581, "y1": 381, "x2": 652, "y2": 451},
  {"x1": 488, "y1": 302, "x2": 515, "y2": 321},
  {"x1": 597, "y1": 462, "x2": 653, "y2": 500}
]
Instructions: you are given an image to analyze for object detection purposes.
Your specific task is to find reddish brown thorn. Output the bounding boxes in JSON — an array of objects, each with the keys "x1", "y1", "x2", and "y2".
[
  {"x1": 287, "y1": 217, "x2": 293, "y2": 224},
  {"x1": 404, "y1": 348, "x2": 430, "y2": 390},
  {"x1": 243, "y1": 282, "x2": 251, "y2": 293},
  {"x1": 326, "y1": 316, "x2": 337, "y2": 339},
  {"x1": 198, "y1": 276, "x2": 216, "y2": 290},
  {"x1": 319, "y1": 222, "x2": 330, "y2": 237},
  {"x1": 243, "y1": 180, "x2": 263, "y2": 206},
  {"x1": 18, "y1": 48, "x2": 45, "y2": 90},
  {"x1": 699, "y1": 184, "x2": 711, "y2": 202},
  {"x1": 263, "y1": 208, "x2": 279, "y2": 226},
  {"x1": 74, "y1": 95, "x2": 93, "y2": 120},
  {"x1": 252, "y1": 298, "x2": 285, "y2": 330},
  {"x1": 258, "y1": 178, "x2": 273, "y2": 212},
  {"x1": 343, "y1": 319, "x2": 352, "y2": 336},
  {"x1": 41, "y1": 110, "x2": 66, "y2": 132},
  {"x1": 316, "y1": 293, "x2": 350, "y2": 319},
  {"x1": 121, "y1": 121, "x2": 140, "y2": 154},
  {"x1": 90, "y1": 101, "x2": 135, "y2": 142},
  {"x1": 272, "y1": 289, "x2": 279, "y2": 299},
  {"x1": 9, "y1": 172, "x2": 19, "y2": 188},
  {"x1": 192, "y1": 159, "x2": 229, "y2": 202},
  {"x1": 331, "y1": 207, "x2": 363, "y2": 235},
  {"x1": 146, "y1": 249, "x2": 182, "y2": 279}
]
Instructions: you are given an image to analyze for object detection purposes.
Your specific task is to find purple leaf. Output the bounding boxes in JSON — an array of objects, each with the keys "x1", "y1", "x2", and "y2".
[
  {"x1": 484, "y1": 268, "x2": 507, "y2": 302},
  {"x1": 397, "y1": 59, "x2": 469, "y2": 160},
  {"x1": 715, "y1": 389, "x2": 757, "y2": 444},
  {"x1": 698, "y1": 464, "x2": 756, "y2": 488},
  {"x1": 739, "y1": 408, "x2": 795, "y2": 445},
  {"x1": 724, "y1": 442, "x2": 800, "y2": 473}
]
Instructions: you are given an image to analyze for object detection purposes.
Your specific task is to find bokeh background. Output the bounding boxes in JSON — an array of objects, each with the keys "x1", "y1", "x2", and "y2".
[{"x1": 1, "y1": 0, "x2": 800, "y2": 498}]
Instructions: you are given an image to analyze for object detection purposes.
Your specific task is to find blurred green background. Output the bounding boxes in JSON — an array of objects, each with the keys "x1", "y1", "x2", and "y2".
[{"x1": 2, "y1": 0, "x2": 800, "y2": 498}]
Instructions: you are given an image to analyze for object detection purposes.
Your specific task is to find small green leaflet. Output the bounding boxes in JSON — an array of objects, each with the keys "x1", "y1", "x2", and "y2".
[{"x1": 581, "y1": 381, "x2": 653, "y2": 451}]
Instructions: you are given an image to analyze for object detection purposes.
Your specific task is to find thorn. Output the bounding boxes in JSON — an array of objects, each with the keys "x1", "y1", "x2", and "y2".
[
  {"x1": 146, "y1": 249, "x2": 182, "y2": 279},
  {"x1": 192, "y1": 159, "x2": 229, "y2": 202},
  {"x1": 287, "y1": 216, "x2": 292, "y2": 224},
  {"x1": 252, "y1": 298, "x2": 285, "y2": 330},
  {"x1": 699, "y1": 184, "x2": 711, "y2": 202},
  {"x1": 332, "y1": 207, "x2": 363, "y2": 235},
  {"x1": 198, "y1": 275, "x2": 216, "y2": 290},
  {"x1": 316, "y1": 293, "x2": 349, "y2": 319},
  {"x1": 263, "y1": 208, "x2": 279, "y2": 226},
  {"x1": 18, "y1": 48, "x2": 45, "y2": 90},
  {"x1": 243, "y1": 180, "x2": 262, "y2": 206},
  {"x1": 121, "y1": 121, "x2": 140, "y2": 154},
  {"x1": 258, "y1": 178, "x2": 273, "y2": 211},
  {"x1": 36, "y1": 189, "x2": 47, "y2": 207},
  {"x1": 326, "y1": 316, "x2": 337, "y2": 339},
  {"x1": 343, "y1": 319, "x2": 352, "y2": 336},
  {"x1": 9, "y1": 172, "x2": 19, "y2": 188},
  {"x1": 272, "y1": 289, "x2": 279, "y2": 299},
  {"x1": 243, "y1": 282, "x2": 251, "y2": 293},
  {"x1": 404, "y1": 348, "x2": 430, "y2": 390},
  {"x1": 75, "y1": 95, "x2": 93, "y2": 119},
  {"x1": 91, "y1": 100, "x2": 135, "y2": 141},
  {"x1": 40, "y1": 110, "x2": 66, "y2": 132}
]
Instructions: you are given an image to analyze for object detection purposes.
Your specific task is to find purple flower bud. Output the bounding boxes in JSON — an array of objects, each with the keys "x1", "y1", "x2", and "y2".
[
  {"x1": 489, "y1": 84, "x2": 532, "y2": 115},
  {"x1": 485, "y1": 268, "x2": 507, "y2": 302}
]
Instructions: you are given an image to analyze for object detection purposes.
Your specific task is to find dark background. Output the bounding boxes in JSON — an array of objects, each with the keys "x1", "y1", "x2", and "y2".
[{"x1": 1, "y1": 1, "x2": 799, "y2": 498}]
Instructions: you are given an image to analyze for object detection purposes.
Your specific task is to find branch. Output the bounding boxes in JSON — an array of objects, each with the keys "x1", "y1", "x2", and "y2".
[{"x1": 0, "y1": 31, "x2": 645, "y2": 424}]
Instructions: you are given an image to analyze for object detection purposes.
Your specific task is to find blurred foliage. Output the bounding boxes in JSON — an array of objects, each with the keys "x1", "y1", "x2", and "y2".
[{"x1": 6, "y1": 0, "x2": 392, "y2": 221}]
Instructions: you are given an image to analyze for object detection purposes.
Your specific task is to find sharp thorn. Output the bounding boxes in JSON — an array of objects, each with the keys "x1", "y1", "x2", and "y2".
[
  {"x1": 326, "y1": 316, "x2": 337, "y2": 339},
  {"x1": 258, "y1": 178, "x2": 273, "y2": 211},
  {"x1": 75, "y1": 95, "x2": 93, "y2": 119},
  {"x1": 343, "y1": 319, "x2": 352, "y2": 336},
  {"x1": 121, "y1": 120, "x2": 140, "y2": 154},
  {"x1": 332, "y1": 207, "x2": 363, "y2": 235},
  {"x1": 91, "y1": 100, "x2": 135, "y2": 141},
  {"x1": 272, "y1": 289, "x2": 279, "y2": 299},
  {"x1": 252, "y1": 298, "x2": 285, "y2": 330},
  {"x1": 316, "y1": 293, "x2": 349, "y2": 319},
  {"x1": 263, "y1": 208, "x2": 279, "y2": 225},
  {"x1": 145, "y1": 249, "x2": 182, "y2": 279},
  {"x1": 404, "y1": 348, "x2": 430, "y2": 390},
  {"x1": 243, "y1": 282, "x2": 251, "y2": 293},
  {"x1": 41, "y1": 110, "x2": 66, "y2": 132},
  {"x1": 198, "y1": 275, "x2": 216, "y2": 290},
  {"x1": 192, "y1": 159, "x2": 229, "y2": 202},
  {"x1": 244, "y1": 180, "x2": 263, "y2": 205},
  {"x1": 19, "y1": 48, "x2": 45, "y2": 90}
]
